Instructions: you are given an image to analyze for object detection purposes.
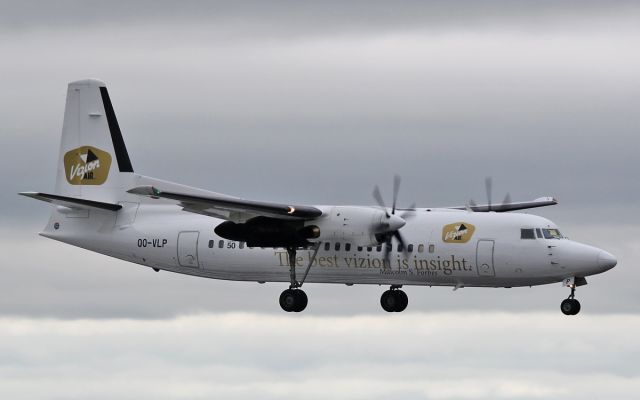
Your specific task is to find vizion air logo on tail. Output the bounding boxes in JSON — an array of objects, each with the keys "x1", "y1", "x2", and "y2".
[{"x1": 63, "y1": 146, "x2": 112, "y2": 185}]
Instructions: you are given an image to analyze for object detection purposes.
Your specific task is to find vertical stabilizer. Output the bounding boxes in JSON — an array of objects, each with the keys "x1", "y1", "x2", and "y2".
[{"x1": 55, "y1": 79, "x2": 133, "y2": 202}]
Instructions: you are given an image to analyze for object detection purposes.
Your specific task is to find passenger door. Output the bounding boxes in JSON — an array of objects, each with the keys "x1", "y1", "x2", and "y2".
[
  {"x1": 476, "y1": 240, "x2": 495, "y2": 277},
  {"x1": 177, "y1": 231, "x2": 199, "y2": 268}
]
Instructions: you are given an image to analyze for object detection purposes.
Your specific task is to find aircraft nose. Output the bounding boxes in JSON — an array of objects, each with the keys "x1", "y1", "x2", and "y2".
[{"x1": 597, "y1": 250, "x2": 617, "y2": 271}]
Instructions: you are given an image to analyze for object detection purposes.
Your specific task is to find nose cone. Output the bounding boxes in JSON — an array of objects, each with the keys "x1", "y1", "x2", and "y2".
[
  {"x1": 387, "y1": 215, "x2": 406, "y2": 231},
  {"x1": 598, "y1": 250, "x2": 617, "y2": 271}
]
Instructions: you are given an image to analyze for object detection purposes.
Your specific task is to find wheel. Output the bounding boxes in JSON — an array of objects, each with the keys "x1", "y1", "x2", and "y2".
[
  {"x1": 294, "y1": 289, "x2": 308, "y2": 312},
  {"x1": 380, "y1": 290, "x2": 396, "y2": 312},
  {"x1": 380, "y1": 290, "x2": 408, "y2": 312},
  {"x1": 560, "y1": 298, "x2": 581, "y2": 315},
  {"x1": 394, "y1": 290, "x2": 408, "y2": 312},
  {"x1": 279, "y1": 289, "x2": 308, "y2": 312},
  {"x1": 279, "y1": 289, "x2": 297, "y2": 312}
]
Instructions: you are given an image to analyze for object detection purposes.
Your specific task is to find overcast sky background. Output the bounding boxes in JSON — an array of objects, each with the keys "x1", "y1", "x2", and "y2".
[{"x1": 1, "y1": 1, "x2": 639, "y2": 398}]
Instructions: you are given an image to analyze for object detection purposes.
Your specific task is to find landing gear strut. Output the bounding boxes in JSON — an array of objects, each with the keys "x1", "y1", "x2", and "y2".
[
  {"x1": 279, "y1": 244, "x2": 320, "y2": 313},
  {"x1": 560, "y1": 284, "x2": 581, "y2": 315},
  {"x1": 380, "y1": 285, "x2": 408, "y2": 312}
]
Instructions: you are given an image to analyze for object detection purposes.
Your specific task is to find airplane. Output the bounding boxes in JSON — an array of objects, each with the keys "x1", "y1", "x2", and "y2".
[{"x1": 20, "y1": 79, "x2": 617, "y2": 315}]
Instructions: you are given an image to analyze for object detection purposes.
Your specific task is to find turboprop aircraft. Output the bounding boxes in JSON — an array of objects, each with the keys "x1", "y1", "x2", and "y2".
[{"x1": 21, "y1": 79, "x2": 617, "y2": 315}]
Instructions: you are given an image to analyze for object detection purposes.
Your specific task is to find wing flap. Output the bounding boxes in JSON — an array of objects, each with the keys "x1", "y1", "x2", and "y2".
[{"x1": 127, "y1": 186, "x2": 322, "y2": 220}]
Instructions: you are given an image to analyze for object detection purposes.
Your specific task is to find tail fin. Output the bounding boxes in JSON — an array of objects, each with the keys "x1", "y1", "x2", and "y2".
[{"x1": 55, "y1": 79, "x2": 134, "y2": 202}]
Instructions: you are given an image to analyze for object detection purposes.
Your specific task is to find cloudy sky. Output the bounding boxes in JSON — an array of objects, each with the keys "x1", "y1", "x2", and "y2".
[{"x1": 1, "y1": 1, "x2": 639, "y2": 398}]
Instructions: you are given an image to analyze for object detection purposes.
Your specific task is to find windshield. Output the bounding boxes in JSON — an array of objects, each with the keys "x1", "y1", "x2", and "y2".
[{"x1": 542, "y1": 228, "x2": 563, "y2": 239}]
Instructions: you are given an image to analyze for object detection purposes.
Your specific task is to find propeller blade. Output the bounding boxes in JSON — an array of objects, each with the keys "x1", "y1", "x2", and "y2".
[
  {"x1": 382, "y1": 235, "x2": 393, "y2": 267},
  {"x1": 399, "y1": 203, "x2": 416, "y2": 219},
  {"x1": 392, "y1": 174, "x2": 401, "y2": 215},
  {"x1": 502, "y1": 192, "x2": 512, "y2": 208},
  {"x1": 468, "y1": 199, "x2": 477, "y2": 211},
  {"x1": 394, "y1": 231, "x2": 409, "y2": 258},
  {"x1": 372, "y1": 185, "x2": 389, "y2": 217},
  {"x1": 485, "y1": 177, "x2": 493, "y2": 211}
]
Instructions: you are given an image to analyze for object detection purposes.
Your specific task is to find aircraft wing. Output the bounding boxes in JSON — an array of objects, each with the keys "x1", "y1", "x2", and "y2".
[
  {"x1": 448, "y1": 197, "x2": 558, "y2": 212},
  {"x1": 127, "y1": 185, "x2": 322, "y2": 221}
]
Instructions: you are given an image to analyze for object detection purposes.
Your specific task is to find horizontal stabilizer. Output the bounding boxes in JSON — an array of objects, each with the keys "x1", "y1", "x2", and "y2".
[
  {"x1": 450, "y1": 197, "x2": 558, "y2": 212},
  {"x1": 19, "y1": 192, "x2": 122, "y2": 211}
]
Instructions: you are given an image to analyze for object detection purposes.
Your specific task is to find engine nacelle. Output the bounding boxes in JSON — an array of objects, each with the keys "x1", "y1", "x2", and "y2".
[
  {"x1": 215, "y1": 216, "x2": 320, "y2": 248},
  {"x1": 307, "y1": 206, "x2": 389, "y2": 247},
  {"x1": 215, "y1": 207, "x2": 398, "y2": 249}
]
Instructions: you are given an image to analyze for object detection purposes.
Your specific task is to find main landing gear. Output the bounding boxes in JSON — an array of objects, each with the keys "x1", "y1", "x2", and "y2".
[
  {"x1": 560, "y1": 284, "x2": 581, "y2": 316},
  {"x1": 380, "y1": 285, "x2": 408, "y2": 312},
  {"x1": 279, "y1": 245, "x2": 320, "y2": 312}
]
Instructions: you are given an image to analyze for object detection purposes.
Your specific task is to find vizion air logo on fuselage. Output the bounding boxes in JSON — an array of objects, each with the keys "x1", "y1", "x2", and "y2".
[
  {"x1": 63, "y1": 146, "x2": 112, "y2": 185},
  {"x1": 442, "y1": 222, "x2": 476, "y2": 243}
]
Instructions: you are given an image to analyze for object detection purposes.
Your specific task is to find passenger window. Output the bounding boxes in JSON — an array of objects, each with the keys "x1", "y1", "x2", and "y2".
[
  {"x1": 376, "y1": 245, "x2": 382, "y2": 252},
  {"x1": 357, "y1": 246, "x2": 363, "y2": 252},
  {"x1": 239, "y1": 242, "x2": 245, "y2": 249},
  {"x1": 345, "y1": 243, "x2": 351, "y2": 252},
  {"x1": 397, "y1": 244, "x2": 404, "y2": 252},
  {"x1": 536, "y1": 228, "x2": 543, "y2": 239},
  {"x1": 367, "y1": 246, "x2": 372, "y2": 252},
  {"x1": 208, "y1": 240, "x2": 214, "y2": 248},
  {"x1": 386, "y1": 243, "x2": 393, "y2": 252},
  {"x1": 324, "y1": 242, "x2": 331, "y2": 251},
  {"x1": 218, "y1": 240, "x2": 224, "y2": 248},
  {"x1": 408, "y1": 244, "x2": 414, "y2": 252},
  {"x1": 418, "y1": 244, "x2": 425, "y2": 253},
  {"x1": 335, "y1": 242, "x2": 341, "y2": 251},
  {"x1": 521, "y1": 229, "x2": 536, "y2": 239},
  {"x1": 429, "y1": 244, "x2": 435, "y2": 253}
]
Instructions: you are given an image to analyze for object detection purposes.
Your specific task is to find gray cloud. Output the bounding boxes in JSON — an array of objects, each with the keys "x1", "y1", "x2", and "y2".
[{"x1": 2, "y1": 1, "x2": 639, "y2": 37}]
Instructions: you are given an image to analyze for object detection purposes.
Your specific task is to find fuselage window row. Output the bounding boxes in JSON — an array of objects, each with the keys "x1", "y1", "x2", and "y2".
[{"x1": 209, "y1": 239, "x2": 423, "y2": 253}]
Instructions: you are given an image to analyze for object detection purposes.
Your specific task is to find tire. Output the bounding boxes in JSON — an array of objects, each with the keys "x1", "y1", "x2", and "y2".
[
  {"x1": 561, "y1": 298, "x2": 577, "y2": 315},
  {"x1": 279, "y1": 289, "x2": 297, "y2": 312},
  {"x1": 380, "y1": 290, "x2": 396, "y2": 312},
  {"x1": 393, "y1": 290, "x2": 408, "y2": 312}
]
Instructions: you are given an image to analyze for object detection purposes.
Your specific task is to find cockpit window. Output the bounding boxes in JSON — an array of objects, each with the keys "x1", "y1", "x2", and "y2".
[
  {"x1": 542, "y1": 228, "x2": 563, "y2": 239},
  {"x1": 521, "y1": 228, "x2": 536, "y2": 239}
]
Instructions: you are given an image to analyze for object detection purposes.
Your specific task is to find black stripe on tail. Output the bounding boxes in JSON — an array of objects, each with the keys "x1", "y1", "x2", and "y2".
[{"x1": 99, "y1": 86, "x2": 134, "y2": 173}]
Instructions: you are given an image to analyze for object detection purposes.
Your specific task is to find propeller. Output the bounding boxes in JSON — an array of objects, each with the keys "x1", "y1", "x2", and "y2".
[
  {"x1": 372, "y1": 175, "x2": 415, "y2": 265},
  {"x1": 468, "y1": 177, "x2": 512, "y2": 212}
]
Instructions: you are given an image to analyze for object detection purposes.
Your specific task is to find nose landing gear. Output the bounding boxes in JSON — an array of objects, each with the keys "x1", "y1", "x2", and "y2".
[
  {"x1": 380, "y1": 285, "x2": 408, "y2": 312},
  {"x1": 560, "y1": 284, "x2": 581, "y2": 315}
]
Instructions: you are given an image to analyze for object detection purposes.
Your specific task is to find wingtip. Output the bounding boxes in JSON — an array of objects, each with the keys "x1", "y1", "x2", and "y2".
[{"x1": 534, "y1": 196, "x2": 558, "y2": 204}]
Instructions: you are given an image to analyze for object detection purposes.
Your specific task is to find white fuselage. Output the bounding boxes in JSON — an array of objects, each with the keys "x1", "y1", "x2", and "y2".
[{"x1": 41, "y1": 203, "x2": 614, "y2": 288}]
